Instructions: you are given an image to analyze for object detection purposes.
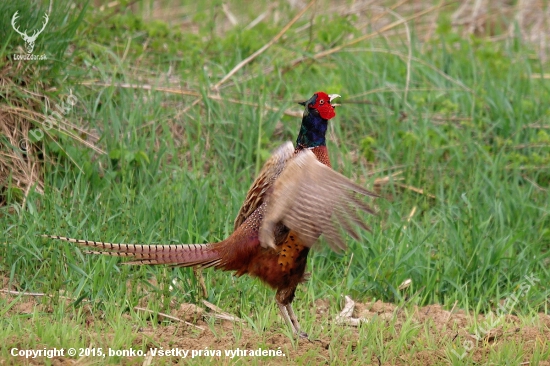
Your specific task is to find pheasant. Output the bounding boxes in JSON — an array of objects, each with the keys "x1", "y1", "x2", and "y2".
[{"x1": 44, "y1": 92, "x2": 378, "y2": 338}]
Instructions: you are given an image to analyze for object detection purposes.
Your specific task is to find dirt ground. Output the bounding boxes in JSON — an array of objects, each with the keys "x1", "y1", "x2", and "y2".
[
  {"x1": 133, "y1": 300, "x2": 549, "y2": 365},
  {"x1": 2, "y1": 277, "x2": 549, "y2": 366}
]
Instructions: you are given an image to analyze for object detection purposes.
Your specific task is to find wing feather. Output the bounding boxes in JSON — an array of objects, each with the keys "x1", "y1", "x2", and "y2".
[
  {"x1": 259, "y1": 149, "x2": 378, "y2": 252},
  {"x1": 233, "y1": 141, "x2": 295, "y2": 230}
]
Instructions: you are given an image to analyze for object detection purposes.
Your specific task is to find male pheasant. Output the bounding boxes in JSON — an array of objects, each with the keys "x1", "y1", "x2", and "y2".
[{"x1": 45, "y1": 92, "x2": 378, "y2": 338}]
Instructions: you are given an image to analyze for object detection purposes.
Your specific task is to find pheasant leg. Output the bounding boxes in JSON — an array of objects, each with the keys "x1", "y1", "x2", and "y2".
[
  {"x1": 277, "y1": 301, "x2": 308, "y2": 338},
  {"x1": 286, "y1": 303, "x2": 308, "y2": 338}
]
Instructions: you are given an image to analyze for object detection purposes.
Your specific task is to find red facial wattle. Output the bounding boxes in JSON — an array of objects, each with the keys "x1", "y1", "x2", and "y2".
[{"x1": 309, "y1": 91, "x2": 336, "y2": 120}]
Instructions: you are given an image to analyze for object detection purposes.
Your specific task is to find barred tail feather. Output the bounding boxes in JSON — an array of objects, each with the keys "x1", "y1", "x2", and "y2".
[{"x1": 43, "y1": 235, "x2": 220, "y2": 267}]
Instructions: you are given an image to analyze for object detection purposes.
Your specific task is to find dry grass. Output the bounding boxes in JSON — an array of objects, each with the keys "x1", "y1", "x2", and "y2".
[
  {"x1": 452, "y1": 0, "x2": 550, "y2": 60},
  {"x1": 142, "y1": 0, "x2": 549, "y2": 61},
  {"x1": 0, "y1": 61, "x2": 103, "y2": 208},
  {"x1": 0, "y1": 63, "x2": 46, "y2": 207}
]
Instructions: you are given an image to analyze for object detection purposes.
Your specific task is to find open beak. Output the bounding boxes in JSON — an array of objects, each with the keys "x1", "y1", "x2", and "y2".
[
  {"x1": 298, "y1": 93, "x2": 341, "y2": 106},
  {"x1": 329, "y1": 94, "x2": 341, "y2": 107}
]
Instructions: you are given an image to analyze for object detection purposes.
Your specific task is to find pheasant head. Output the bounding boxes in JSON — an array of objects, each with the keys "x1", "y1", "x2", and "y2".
[{"x1": 296, "y1": 92, "x2": 341, "y2": 148}]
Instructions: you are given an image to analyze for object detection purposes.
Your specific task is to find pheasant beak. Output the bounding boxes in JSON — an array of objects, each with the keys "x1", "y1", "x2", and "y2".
[{"x1": 329, "y1": 94, "x2": 341, "y2": 107}]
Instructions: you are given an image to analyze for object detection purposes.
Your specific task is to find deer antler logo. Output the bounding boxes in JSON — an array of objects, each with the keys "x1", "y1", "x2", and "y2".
[{"x1": 11, "y1": 11, "x2": 49, "y2": 54}]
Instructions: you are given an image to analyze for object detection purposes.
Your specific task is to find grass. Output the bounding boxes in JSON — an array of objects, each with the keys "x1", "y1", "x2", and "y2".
[{"x1": 1, "y1": 0, "x2": 549, "y2": 364}]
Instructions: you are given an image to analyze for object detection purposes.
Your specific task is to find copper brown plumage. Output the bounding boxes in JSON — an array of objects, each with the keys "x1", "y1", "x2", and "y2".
[{"x1": 44, "y1": 91, "x2": 378, "y2": 338}]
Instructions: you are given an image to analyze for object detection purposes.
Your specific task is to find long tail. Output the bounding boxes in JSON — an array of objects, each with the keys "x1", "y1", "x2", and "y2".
[{"x1": 43, "y1": 235, "x2": 222, "y2": 268}]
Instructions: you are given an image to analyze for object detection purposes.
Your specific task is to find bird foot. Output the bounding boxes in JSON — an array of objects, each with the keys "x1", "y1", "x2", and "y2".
[{"x1": 278, "y1": 301, "x2": 311, "y2": 340}]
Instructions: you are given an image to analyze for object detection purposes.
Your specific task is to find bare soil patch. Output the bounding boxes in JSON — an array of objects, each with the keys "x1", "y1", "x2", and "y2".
[{"x1": 2, "y1": 280, "x2": 549, "y2": 365}]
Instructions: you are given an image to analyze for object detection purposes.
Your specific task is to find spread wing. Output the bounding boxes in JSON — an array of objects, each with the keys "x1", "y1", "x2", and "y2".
[
  {"x1": 233, "y1": 141, "x2": 295, "y2": 230},
  {"x1": 259, "y1": 149, "x2": 378, "y2": 252}
]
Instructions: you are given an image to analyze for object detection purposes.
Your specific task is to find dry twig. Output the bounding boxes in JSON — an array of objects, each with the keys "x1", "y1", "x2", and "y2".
[
  {"x1": 395, "y1": 182, "x2": 436, "y2": 199},
  {"x1": 281, "y1": 3, "x2": 448, "y2": 73},
  {"x1": 78, "y1": 81, "x2": 304, "y2": 117},
  {"x1": 336, "y1": 295, "x2": 368, "y2": 327},
  {"x1": 202, "y1": 299, "x2": 244, "y2": 323},
  {"x1": 212, "y1": 0, "x2": 315, "y2": 91}
]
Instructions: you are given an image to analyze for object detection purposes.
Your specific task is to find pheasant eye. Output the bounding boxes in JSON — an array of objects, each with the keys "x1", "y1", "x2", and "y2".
[{"x1": 319, "y1": 100, "x2": 325, "y2": 105}]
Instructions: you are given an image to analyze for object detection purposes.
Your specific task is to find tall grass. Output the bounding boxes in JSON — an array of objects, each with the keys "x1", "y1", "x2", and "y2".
[{"x1": 1, "y1": 0, "x2": 548, "y2": 364}]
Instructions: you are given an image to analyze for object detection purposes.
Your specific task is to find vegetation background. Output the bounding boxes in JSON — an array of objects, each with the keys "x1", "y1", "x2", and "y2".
[{"x1": 0, "y1": 0, "x2": 549, "y2": 364}]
